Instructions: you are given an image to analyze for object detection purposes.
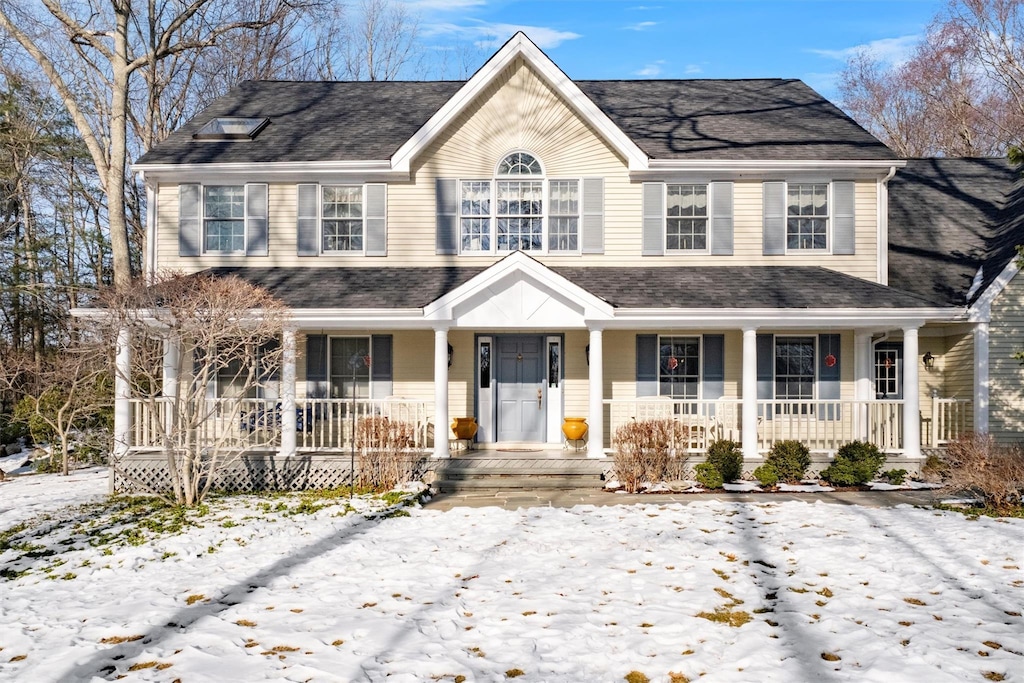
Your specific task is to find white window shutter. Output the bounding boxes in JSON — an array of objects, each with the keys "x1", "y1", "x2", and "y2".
[
  {"x1": 296, "y1": 184, "x2": 319, "y2": 256},
  {"x1": 709, "y1": 181, "x2": 733, "y2": 256},
  {"x1": 581, "y1": 177, "x2": 604, "y2": 254},
  {"x1": 245, "y1": 183, "x2": 268, "y2": 256},
  {"x1": 833, "y1": 181, "x2": 856, "y2": 255},
  {"x1": 364, "y1": 184, "x2": 387, "y2": 256},
  {"x1": 178, "y1": 184, "x2": 201, "y2": 256},
  {"x1": 762, "y1": 181, "x2": 786, "y2": 255},
  {"x1": 642, "y1": 182, "x2": 665, "y2": 256},
  {"x1": 436, "y1": 178, "x2": 458, "y2": 255}
]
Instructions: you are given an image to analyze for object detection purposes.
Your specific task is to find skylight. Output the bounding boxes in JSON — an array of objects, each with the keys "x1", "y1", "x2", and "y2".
[{"x1": 193, "y1": 117, "x2": 269, "y2": 141}]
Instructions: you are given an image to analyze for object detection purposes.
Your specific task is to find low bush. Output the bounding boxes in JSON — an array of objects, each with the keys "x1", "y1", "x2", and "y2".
[
  {"x1": 613, "y1": 419, "x2": 687, "y2": 493},
  {"x1": 944, "y1": 433, "x2": 1024, "y2": 513},
  {"x1": 882, "y1": 468, "x2": 908, "y2": 485},
  {"x1": 695, "y1": 462, "x2": 724, "y2": 490},
  {"x1": 356, "y1": 417, "x2": 417, "y2": 490},
  {"x1": 0, "y1": 413, "x2": 31, "y2": 447},
  {"x1": 765, "y1": 440, "x2": 811, "y2": 483},
  {"x1": 705, "y1": 440, "x2": 742, "y2": 483},
  {"x1": 753, "y1": 463, "x2": 779, "y2": 488},
  {"x1": 820, "y1": 441, "x2": 885, "y2": 486}
]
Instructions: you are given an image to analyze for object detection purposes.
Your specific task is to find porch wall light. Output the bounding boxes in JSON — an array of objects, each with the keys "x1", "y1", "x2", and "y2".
[
  {"x1": 922, "y1": 351, "x2": 935, "y2": 370},
  {"x1": 448, "y1": 343, "x2": 453, "y2": 368},
  {"x1": 585, "y1": 344, "x2": 590, "y2": 366}
]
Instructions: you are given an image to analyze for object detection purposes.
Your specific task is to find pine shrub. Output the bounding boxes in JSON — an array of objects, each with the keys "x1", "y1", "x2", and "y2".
[
  {"x1": 695, "y1": 462, "x2": 724, "y2": 490},
  {"x1": 820, "y1": 441, "x2": 885, "y2": 486},
  {"x1": 705, "y1": 439, "x2": 743, "y2": 482},
  {"x1": 765, "y1": 440, "x2": 811, "y2": 483},
  {"x1": 753, "y1": 463, "x2": 779, "y2": 487}
]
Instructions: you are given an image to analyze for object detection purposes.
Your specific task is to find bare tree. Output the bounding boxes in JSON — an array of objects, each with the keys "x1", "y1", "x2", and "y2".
[
  {"x1": 98, "y1": 273, "x2": 289, "y2": 506},
  {"x1": 839, "y1": 0, "x2": 1024, "y2": 156},
  {"x1": 0, "y1": 0, "x2": 306, "y2": 288},
  {"x1": 339, "y1": 0, "x2": 419, "y2": 81}
]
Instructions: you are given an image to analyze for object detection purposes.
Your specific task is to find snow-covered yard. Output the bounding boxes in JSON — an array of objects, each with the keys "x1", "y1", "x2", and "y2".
[{"x1": 1, "y1": 469, "x2": 1022, "y2": 682}]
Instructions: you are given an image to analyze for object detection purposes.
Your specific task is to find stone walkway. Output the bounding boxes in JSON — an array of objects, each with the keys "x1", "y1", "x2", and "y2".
[{"x1": 422, "y1": 487, "x2": 950, "y2": 511}]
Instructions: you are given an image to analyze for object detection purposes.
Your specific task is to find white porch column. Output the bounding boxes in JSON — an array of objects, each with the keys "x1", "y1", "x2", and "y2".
[
  {"x1": 279, "y1": 328, "x2": 297, "y2": 458},
  {"x1": 854, "y1": 331, "x2": 873, "y2": 440},
  {"x1": 902, "y1": 326, "x2": 921, "y2": 458},
  {"x1": 162, "y1": 335, "x2": 180, "y2": 437},
  {"x1": 114, "y1": 327, "x2": 132, "y2": 493},
  {"x1": 587, "y1": 326, "x2": 605, "y2": 459},
  {"x1": 433, "y1": 326, "x2": 450, "y2": 459},
  {"x1": 741, "y1": 327, "x2": 759, "y2": 460},
  {"x1": 974, "y1": 321, "x2": 990, "y2": 433}
]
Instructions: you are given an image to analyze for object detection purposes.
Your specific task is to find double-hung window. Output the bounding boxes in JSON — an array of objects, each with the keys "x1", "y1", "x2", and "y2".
[
  {"x1": 874, "y1": 344, "x2": 902, "y2": 399},
  {"x1": 666, "y1": 184, "x2": 708, "y2": 251},
  {"x1": 775, "y1": 336, "x2": 815, "y2": 414},
  {"x1": 204, "y1": 186, "x2": 245, "y2": 253},
  {"x1": 329, "y1": 336, "x2": 371, "y2": 399},
  {"x1": 322, "y1": 186, "x2": 363, "y2": 252},
  {"x1": 458, "y1": 152, "x2": 580, "y2": 255},
  {"x1": 787, "y1": 183, "x2": 828, "y2": 250},
  {"x1": 659, "y1": 336, "x2": 700, "y2": 399}
]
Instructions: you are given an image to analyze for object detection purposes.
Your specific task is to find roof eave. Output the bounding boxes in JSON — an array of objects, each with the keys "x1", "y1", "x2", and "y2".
[{"x1": 635, "y1": 159, "x2": 905, "y2": 180}]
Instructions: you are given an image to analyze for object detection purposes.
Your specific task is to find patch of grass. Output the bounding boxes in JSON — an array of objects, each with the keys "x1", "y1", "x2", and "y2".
[
  {"x1": 235, "y1": 620, "x2": 257, "y2": 628},
  {"x1": 903, "y1": 597, "x2": 927, "y2": 606},
  {"x1": 696, "y1": 607, "x2": 752, "y2": 627},
  {"x1": 821, "y1": 652, "x2": 841, "y2": 662},
  {"x1": 331, "y1": 639, "x2": 344, "y2": 646},
  {"x1": 624, "y1": 672, "x2": 650, "y2": 683},
  {"x1": 638, "y1": 622, "x2": 654, "y2": 628},
  {"x1": 185, "y1": 594, "x2": 205, "y2": 605},
  {"x1": 668, "y1": 673, "x2": 690, "y2": 683},
  {"x1": 983, "y1": 673, "x2": 1006, "y2": 682},
  {"x1": 99, "y1": 635, "x2": 143, "y2": 645},
  {"x1": 505, "y1": 669, "x2": 525, "y2": 678},
  {"x1": 128, "y1": 661, "x2": 159, "y2": 671},
  {"x1": 817, "y1": 587, "x2": 833, "y2": 598}
]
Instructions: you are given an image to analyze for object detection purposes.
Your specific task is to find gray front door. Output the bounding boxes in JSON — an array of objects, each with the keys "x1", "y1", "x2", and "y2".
[{"x1": 496, "y1": 335, "x2": 545, "y2": 442}]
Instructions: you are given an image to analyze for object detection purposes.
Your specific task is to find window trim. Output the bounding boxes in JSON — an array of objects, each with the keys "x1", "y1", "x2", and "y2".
[
  {"x1": 656, "y1": 334, "x2": 703, "y2": 400},
  {"x1": 202, "y1": 184, "x2": 247, "y2": 255},
  {"x1": 326, "y1": 335, "x2": 373, "y2": 399},
  {"x1": 783, "y1": 181, "x2": 833, "y2": 255},
  {"x1": 664, "y1": 183, "x2": 711, "y2": 254},
  {"x1": 772, "y1": 334, "x2": 818, "y2": 403},
  {"x1": 874, "y1": 342, "x2": 903, "y2": 399},
  {"x1": 319, "y1": 184, "x2": 367, "y2": 255},
  {"x1": 457, "y1": 151, "x2": 582, "y2": 256}
]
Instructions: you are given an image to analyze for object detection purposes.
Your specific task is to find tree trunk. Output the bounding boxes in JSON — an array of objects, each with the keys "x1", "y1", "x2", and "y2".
[{"x1": 109, "y1": 6, "x2": 134, "y2": 288}]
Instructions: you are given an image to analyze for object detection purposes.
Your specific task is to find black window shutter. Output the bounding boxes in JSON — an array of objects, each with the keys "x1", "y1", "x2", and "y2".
[
  {"x1": 756, "y1": 334, "x2": 774, "y2": 421},
  {"x1": 305, "y1": 335, "x2": 328, "y2": 398},
  {"x1": 636, "y1": 334, "x2": 659, "y2": 397},
  {"x1": 371, "y1": 335, "x2": 393, "y2": 399},
  {"x1": 702, "y1": 334, "x2": 725, "y2": 399},
  {"x1": 818, "y1": 333, "x2": 841, "y2": 420}
]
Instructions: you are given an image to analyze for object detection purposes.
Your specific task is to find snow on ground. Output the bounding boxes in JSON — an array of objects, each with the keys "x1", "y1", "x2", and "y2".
[{"x1": 1, "y1": 471, "x2": 1022, "y2": 682}]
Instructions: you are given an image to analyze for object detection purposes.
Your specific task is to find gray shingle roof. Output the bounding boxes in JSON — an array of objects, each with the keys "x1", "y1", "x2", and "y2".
[
  {"x1": 137, "y1": 78, "x2": 895, "y2": 165},
  {"x1": 203, "y1": 265, "x2": 944, "y2": 310},
  {"x1": 888, "y1": 158, "x2": 1023, "y2": 306}
]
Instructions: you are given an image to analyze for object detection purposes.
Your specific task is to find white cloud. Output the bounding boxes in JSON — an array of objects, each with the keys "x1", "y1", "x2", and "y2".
[
  {"x1": 423, "y1": 21, "x2": 582, "y2": 49},
  {"x1": 625, "y1": 21, "x2": 658, "y2": 31},
  {"x1": 808, "y1": 34, "x2": 921, "y2": 66},
  {"x1": 684, "y1": 64, "x2": 702, "y2": 75},
  {"x1": 634, "y1": 60, "x2": 666, "y2": 77}
]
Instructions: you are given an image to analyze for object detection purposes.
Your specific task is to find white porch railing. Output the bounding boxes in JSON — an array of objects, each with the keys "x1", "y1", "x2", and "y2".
[
  {"x1": 296, "y1": 398, "x2": 430, "y2": 451},
  {"x1": 605, "y1": 398, "x2": 907, "y2": 453},
  {"x1": 130, "y1": 398, "x2": 284, "y2": 450},
  {"x1": 606, "y1": 399, "x2": 743, "y2": 452},
  {"x1": 927, "y1": 398, "x2": 972, "y2": 446},
  {"x1": 129, "y1": 398, "x2": 430, "y2": 452}
]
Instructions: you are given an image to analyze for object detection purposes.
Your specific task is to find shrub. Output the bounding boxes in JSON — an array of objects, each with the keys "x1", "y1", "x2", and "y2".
[
  {"x1": 945, "y1": 433, "x2": 1024, "y2": 513},
  {"x1": 882, "y1": 468, "x2": 908, "y2": 485},
  {"x1": 613, "y1": 419, "x2": 687, "y2": 493},
  {"x1": 695, "y1": 462, "x2": 724, "y2": 490},
  {"x1": 753, "y1": 463, "x2": 779, "y2": 487},
  {"x1": 706, "y1": 440, "x2": 742, "y2": 483},
  {"x1": 356, "y1": 417, "x2": 417, "y2": 490},
  {"x1": 765, "y1": 440, "x2": 811, "y2": 483},
  {"x1": 0, "y1": 413, "x2": 31, "y2": 446},
  {"x1": 922, "y1": 453, "x2": 948, "y2": 482},
  {"x1": 820, "y1": 441, "x2": 885, "y2": 486}
]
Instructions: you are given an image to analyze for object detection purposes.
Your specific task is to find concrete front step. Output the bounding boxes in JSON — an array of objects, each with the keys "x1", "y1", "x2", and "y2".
[{"x1": 435, "y1": 474, "x2": 604, "y2": 492}]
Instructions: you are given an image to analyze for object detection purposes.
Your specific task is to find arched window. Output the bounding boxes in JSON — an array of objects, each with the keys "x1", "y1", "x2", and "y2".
[
  {"x1": 458, "y1": 151, "x2": 579, "y2": 254},
  {"x1": 497, "y1": 151, "x2": 543, "y2": 176}
]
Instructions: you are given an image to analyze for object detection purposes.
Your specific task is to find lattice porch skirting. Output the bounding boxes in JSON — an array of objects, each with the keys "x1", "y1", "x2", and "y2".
[{"x1": 113, "y1": 451, "x2": 433, "y2": 494}]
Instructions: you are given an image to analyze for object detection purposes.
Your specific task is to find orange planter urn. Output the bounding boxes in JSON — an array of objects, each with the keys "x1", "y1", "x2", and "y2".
[
  {"x1": 561, "y1": 417, "x2": 588, "y2": 441},
  {"x1": 451, "y1": 417, "x2": 478, "y2": 440}
]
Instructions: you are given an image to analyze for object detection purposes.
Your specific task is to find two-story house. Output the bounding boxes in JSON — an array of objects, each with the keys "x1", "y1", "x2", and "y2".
[{"x1": 116, "y1": 33, "x2": 1023, "y2": 490}]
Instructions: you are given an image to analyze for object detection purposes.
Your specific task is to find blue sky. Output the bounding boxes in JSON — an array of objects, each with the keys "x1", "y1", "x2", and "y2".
[{"x1": 412, "y1": 0, "x2": 945, "y2": 97}]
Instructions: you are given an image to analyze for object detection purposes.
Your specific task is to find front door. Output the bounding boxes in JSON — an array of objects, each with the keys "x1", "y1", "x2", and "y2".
[{"x1": 496, "y1": 335, "x2": 545, "y2": 442}]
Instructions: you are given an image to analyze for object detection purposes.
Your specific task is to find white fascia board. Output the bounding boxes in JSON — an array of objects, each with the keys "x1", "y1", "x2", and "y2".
[
  {"x1": 968, "y1": 257, "x2": 1021, "y2": 321},
  {"x1": 637, "y1": 159, "x2": 905, "y2": 180},
  {"x1": 289, "y1": 309, "x2": 428, "y2": 330},
  {"x1": 422, "y1": 251, "x2": 614, "y2": 321},
  {"x1": 132, "y1": 160, "x2": 402, "y2": 184},
  {"x1": 389, "y1": 32, "x2": 649, "y2": 174},
  {"x1": 608, "y1": 307, "x2": 961, "y2": 329}
]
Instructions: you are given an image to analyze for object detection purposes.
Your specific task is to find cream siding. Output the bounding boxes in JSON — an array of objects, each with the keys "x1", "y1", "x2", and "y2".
[
  {"x1": 989, "y1": 274, "x2": 1024, "y2": 442},
  {"x1": 155, "y1": 58, "x2": 885, "y2": 284},
  {"x1": 943, "y1": 332, "x2": 975, "y2": 402}
]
